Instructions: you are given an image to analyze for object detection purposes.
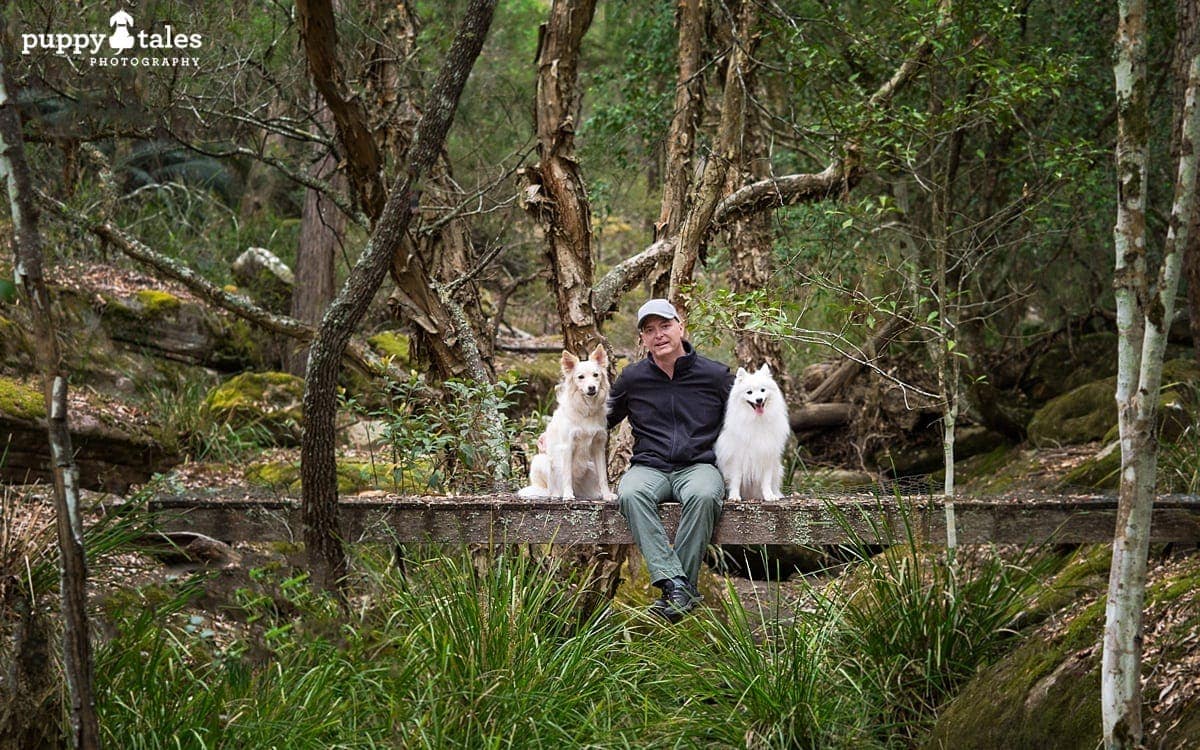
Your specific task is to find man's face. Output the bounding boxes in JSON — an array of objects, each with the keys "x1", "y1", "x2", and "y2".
[{"x1": 639, "y1": 316, "x2": 685, "y2": 359}]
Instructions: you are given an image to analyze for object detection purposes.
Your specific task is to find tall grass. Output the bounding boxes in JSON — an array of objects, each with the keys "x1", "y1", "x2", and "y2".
[
  {"x1": 812, "y1": 502, "x2": 1059, "y2": 743},
  {"x1": 93, "y1": 524, "x2": 1057, "y2": 748}
]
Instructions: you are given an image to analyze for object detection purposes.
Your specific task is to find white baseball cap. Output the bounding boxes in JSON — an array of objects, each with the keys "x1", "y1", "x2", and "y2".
[{"x1": 636, "y1": 298, "x2": 680, "y2": 329}]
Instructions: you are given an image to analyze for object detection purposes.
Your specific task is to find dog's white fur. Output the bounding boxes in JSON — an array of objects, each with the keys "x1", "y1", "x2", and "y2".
[
  {"x1": 518, "y1": 345, "x2": 615, "y2": 501},
  {"x1": 715, "y1": 364, "x2": 791, "y2": 500}
]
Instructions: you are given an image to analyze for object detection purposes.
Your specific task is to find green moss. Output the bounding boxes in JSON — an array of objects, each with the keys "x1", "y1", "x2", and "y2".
[
  {"x1": 1059, "y1": 442, "x2": 1121, "y2": 490},
  {"x1": 1028, "y1": 378, "x2": 1118, "y2": 447},
  {"x1": 0, "y1": 376, "x2": 45, "y2": 420},
  {"x1": 207, "y1": 317, "x2": 264, "y2": 370},
  {"x1": 135, "y1": 289, "x2": 182, "y2": 315},
  {"x1": 955, "y1": 445, "x2": 1019, "y2": 493},
  {"x1": 204, "y1": 372, "x2": 304, "y2": 445},
  {"x1": 244, "y1": 461, "x2": 301, "y2": 491},
  {"x1": 923, "y1": 599, "x2": 1103, "y2": 750},
  {"x1": 245, "y1": 458, "x2": 437, "y2": 494},
  {"x1": 367, "y1": 331, "x2": 411, "y2": 365}
]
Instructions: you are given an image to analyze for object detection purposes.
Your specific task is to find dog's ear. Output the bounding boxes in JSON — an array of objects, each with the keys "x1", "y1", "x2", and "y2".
[
  {"x1": 735, "y1": 367, "x2": 748, "y2": 380},
  {"x1": 561, "y1": 350, "x2": 580, "y2": 374},
  {"x1": 588, "y1": 344, "x2": 608, "y2": 368},
  {"x1": 757, "y1": 363, "x2": 772, "y2": 376}
]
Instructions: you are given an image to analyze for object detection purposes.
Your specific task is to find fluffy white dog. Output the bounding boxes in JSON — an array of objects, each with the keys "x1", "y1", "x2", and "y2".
[
  {"x1": 715, "y1": 364, "x2": 791, "y2": 501},
  {"x1": 518, "y1": 345, "x2": 615, "y2": 501}
]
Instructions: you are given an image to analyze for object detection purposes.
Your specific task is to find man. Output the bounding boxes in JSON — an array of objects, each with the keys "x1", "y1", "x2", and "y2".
[{"x1": 607, "y1": 298, "x2": 733, "y2": 622}]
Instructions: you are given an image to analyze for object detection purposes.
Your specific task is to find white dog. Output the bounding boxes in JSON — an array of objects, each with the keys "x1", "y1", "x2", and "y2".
[
  {"x1": 715, "y1": 364, "x2": 791, "y2": 501},
  {"x1": 518, "y1": 345, "x2": 615, "y2": 501}
]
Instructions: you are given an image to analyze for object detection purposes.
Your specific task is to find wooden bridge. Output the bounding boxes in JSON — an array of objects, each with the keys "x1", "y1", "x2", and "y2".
[{"x1": 146, "y1": 493, "x2": 1200, "y2": 547}]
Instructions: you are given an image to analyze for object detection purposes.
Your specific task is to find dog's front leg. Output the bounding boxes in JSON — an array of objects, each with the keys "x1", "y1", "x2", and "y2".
[
  {"x1": 594, "y1": 437, "x2": 616, "y2": 501},
  {"x1": 759, "y1": 476, "x2": 779, "y2": 502},
  {"x1": 555, "y1": 439, "x2": 575, "y2": 500},
  {"x1": 725, "y1": 468, "x2": 742, "y2": 501}
]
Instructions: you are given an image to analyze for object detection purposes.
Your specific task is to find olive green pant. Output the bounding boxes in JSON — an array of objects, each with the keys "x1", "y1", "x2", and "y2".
[{"x1": 617, "y1": 463, "x2": 724, "y2": 584}]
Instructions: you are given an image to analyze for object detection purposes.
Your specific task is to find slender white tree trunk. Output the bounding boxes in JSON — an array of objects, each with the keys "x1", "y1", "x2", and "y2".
[{"x1": 1102, "y1": 0, "x2": 1200, "y2": 740}]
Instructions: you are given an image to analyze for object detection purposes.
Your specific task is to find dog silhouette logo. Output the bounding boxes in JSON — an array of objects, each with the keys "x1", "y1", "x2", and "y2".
[{"x1": 108, "y1": 10, "x2": 135, "y2": 52}]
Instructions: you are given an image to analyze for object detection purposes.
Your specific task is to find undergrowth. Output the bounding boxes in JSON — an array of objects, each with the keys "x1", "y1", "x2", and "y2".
[{"x1": 90, "y1": 515, "x2": 1056, "y2": 749}]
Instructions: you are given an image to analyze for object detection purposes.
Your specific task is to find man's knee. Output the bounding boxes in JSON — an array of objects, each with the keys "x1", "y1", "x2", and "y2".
[
  {"x1": 617, "y1": 466, "x2": 666, "y2": 517},
  {"x1": 678, "y1": 465, "x2": 725, "y2": 509}
]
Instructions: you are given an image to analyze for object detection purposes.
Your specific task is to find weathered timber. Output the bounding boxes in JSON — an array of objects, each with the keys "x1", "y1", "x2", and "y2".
[{"x1": 144, "y1": 494, "x2": 1200, "y2": 546}]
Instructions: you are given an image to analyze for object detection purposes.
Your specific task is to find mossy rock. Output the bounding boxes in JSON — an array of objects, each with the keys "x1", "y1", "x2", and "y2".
[
  {"x1": 0, "y1": 376, "x2": 45, "y2": 421},
  {"x1": 245, "y1": 458, "x2": 437, "y2": 494},
  {"x1": 0, "y1": 314, "x2": 33, "y2": 370},
  {"x1": 134, "y1": 289, "x2": 183, "y2": 315},
  {"x1": 1058, "y1": 441, "x2": 1121, "y2": 491},
  {"x1": 1027, "y1": 378, "x2": 1117, "y2": 447},
  {"x1": 922, "y1": 598, "x2": 1105, "y2": 750},
  {"x1": 497, "y1": 351, "x2": 566, "y2": 412},
  {"x1": 367, "y1": 331, "x2": 411, "y2": 366},
  {"x1": 231, "y1": 247, "x2": 294, "y2": 315},
  {"x1": 203, "y1": 372, "x2": 305, "y2": 445}
]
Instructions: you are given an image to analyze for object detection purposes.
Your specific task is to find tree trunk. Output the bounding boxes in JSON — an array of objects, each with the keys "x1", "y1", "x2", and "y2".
[
  {"x1": 1102, "y1": 0, "x2": 1199, "y2": 741},
  {"x1": 298, "y1": 0, "x2": 498, "y2": 590},
  {"x1": 723, "y1": 11, "x2": 789, "y2": 391},
  {"x1": 290, "y1": 99, "x2": 344, "y2": 375},
  {"x1": 0, "y1": 52, "x2": 100, "y2": 750},
  {"x1": 521, "y1": 0, "x2": 602, "y2": 355},
  {"x1": 668, "y1": 0, "x2": 758, "y2": 310},
  {"x1": 655, "y1": 0, "x2": 705, "y2": 245},
  {"x1": 1169, "y1": 0, "x2": 1200, "y2": 368}
]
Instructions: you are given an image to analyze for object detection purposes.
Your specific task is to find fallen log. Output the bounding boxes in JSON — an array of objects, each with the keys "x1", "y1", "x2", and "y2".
[{"x1": 789, "y1": 402, "x2": 855, "y2": 431}]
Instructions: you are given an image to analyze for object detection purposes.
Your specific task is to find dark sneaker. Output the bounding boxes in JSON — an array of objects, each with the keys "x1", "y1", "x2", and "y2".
[{"x1": 649, "y1": 577, "x2": 699, "y2": 623}]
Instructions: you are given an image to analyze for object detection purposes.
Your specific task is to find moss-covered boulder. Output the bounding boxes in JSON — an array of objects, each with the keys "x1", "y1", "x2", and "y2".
[
  {"x1": 1027, "y1": 378, "x2": 1116, "y2": 447},
  {"x1": 99, "y1": 287, "x2": 270, "y2": 372},
  {"x1": 203, "y1": 372, "x2": 305, "y2": 445},
  {"x1": 1028, "y1": 359, "x2": 1200, "y2": 449},
  {"x1": 245, "y1": 458, "x2": 436, "y2": 494},
  {"x1": 367, "y1": 331, "x2": 411, "y2": 366},
  {"x1": 0, "y1": 375, "x2": 179, "y2": 492},
  {"x1": 496, "y1": 351, "x2": 568, "y2": 413},
  {"x1": 0, "y1": 313, "x2": 33, "y2": 372},
  {"x1": 925, "y1": 547, "x2": 1200, "y2": 750}
]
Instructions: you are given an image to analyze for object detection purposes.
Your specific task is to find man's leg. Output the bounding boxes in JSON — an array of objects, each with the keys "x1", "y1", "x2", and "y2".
[
  {"x1": 670, "y1": 463, "x2": 725, "y2": 583},
  {"x1": 617, "y1": 465, "x2": 683, "y2": 583}
]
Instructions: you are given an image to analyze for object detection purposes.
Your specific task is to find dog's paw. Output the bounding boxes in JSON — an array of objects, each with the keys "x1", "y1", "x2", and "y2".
[
  {"x1": 727, "y1": 492, "x2": 742, "y2": 501},
  {"x1": 561, "y1": 492, "x2": 576, "y2": 501},
  {"x1": 602, "y1": 491, "x2": 617, "y2": 502},
  {"x1": 517, "y1": 486, "x2": 550, "y2": 499}
]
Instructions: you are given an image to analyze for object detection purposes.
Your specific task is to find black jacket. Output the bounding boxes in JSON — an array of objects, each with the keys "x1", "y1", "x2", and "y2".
[{"x1": 607, "y1": 342, "x2": 734, "y2": 473}]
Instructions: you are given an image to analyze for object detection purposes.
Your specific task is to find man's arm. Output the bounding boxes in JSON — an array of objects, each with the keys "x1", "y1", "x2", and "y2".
[{"x1": 606, "y1": 371, "x2": 628, "y2": 430}]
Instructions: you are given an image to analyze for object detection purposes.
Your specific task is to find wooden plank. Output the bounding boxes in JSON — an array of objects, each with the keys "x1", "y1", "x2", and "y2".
[{"x1": 145, "y1": 494, "x2": 1200, "y2": 546}]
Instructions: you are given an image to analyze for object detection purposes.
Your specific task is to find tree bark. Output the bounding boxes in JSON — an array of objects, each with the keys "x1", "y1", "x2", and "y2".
[
  {"x1": 1172, "y1": 0, "x2": 1200, "y2": 368},
  {"x1": 521, "y1": 0, "x2": 602, "y2": 355},
  {"x1": 296, "y1": 0, "x2": 386, "y2": 221},
  {"x1": 0, "y1": 51, "x2": 100, "y2": 750},
  {"x1": 290, "y1": 98, "x2": 344, "y2": 375},
  {"x1": 1102, "y1": 1, "x2": 1200, "y2": 743},
  {"x1": 668, "y1": 0, "x2": 758, "y2": 310},
  {"x1": 655, "y1": 0, "x2": 705, "y2": 245},
  {"x1": 723, "y1": 6, "x2": 789, "y2": 392},
  {"x1": 298, "y1": 0, "x2": 498, "y2": 590}
]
